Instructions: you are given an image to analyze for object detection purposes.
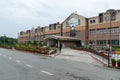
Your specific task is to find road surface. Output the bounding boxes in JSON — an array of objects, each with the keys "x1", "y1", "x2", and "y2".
[{"x1": 0, "y1": 48, "x2": 120, "y2": 80}]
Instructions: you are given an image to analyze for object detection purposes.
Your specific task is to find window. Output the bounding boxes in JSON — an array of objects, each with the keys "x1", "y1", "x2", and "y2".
[
  {"x1": 41, "y1": 28, "x2": 44, "y2": 32},
  {"x1": 90, "y1": 20, "x2": 92, "y2": 24},
  {"x1": 97, "y1": 28, "x2": 106, "y2": 33},
  {"x1": 78, "y1": 19, "x2": 80, "y2": 25},
  {"x1": 108, "y1": 27, "x2": 119, "y2": 33},
  {"x1": 35, "y1": 29, "x2": 37, "y2": 33},
  {"x1": 93, "y1": 20, "x2": 95, "y2": 23},
  {"x1": 111, "y1": 12, "x2": 116, "y2": 21},
  {"x1": 67, "y1": 18, "x2": 80, "y2": 27},
  {"x1": 103, "y1": 29, "x2": 106, "y2": 33},
  {"x1": 89, "y1": 20, "x2": 95, "y2": 24},
  {"x1": 89, "y1": 29, "x2": 95, "y2": 35},
  {"x1": 49, "y1": 25, "x2": 51, "y2": 30},
  {"x1": 53, "y1": 26, "x2": 56, "y2": 29},
  {"x1": 103, "y1": 16, "x2": 106, "y2": 22},
  {"x1": 99, "y1": 14, "x2": 103, "y2": 23}
]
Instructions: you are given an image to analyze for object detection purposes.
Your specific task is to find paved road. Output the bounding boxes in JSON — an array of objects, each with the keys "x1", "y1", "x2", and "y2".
[{"x1": 0, "y1": 48, "x2": 120, "y2": 80}]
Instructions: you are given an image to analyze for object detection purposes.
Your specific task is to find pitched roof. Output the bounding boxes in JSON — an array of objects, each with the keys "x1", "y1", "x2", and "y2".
[
  {"x1": 61, "y1": 13, "x2": 86, "y2": 24},
  {"x1": 45, "y1": 35, "x2": 80, "y2": 41}
]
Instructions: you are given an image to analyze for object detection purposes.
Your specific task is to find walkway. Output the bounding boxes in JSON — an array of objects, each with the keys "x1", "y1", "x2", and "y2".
[{"x1": 53, "y1": 48, "x2": 106, "y2": 66}]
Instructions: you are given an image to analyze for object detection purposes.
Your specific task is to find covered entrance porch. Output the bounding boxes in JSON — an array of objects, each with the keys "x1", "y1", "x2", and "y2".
[{"x1": 45, "y1": 35, "x2": 81, "y2": 48}]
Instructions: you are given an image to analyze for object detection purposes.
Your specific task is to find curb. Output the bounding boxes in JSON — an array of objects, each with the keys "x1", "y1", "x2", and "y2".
[
  {"x1": 90, "y1": 55, "x2": 107, "y2": 66},
  {"x1": 83, "y1": 51, "x2": 108, "y2": 66}
]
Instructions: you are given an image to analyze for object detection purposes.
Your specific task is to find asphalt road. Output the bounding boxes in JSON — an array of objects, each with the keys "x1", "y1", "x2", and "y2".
[{"x1": 0, "y1": 48, "x2": 120, "y2": 80}]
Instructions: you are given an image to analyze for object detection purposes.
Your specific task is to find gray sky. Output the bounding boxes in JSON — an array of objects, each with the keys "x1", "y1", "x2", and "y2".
[{"x1": 0, "y1": 0, "x2": 120, "y2": 38}]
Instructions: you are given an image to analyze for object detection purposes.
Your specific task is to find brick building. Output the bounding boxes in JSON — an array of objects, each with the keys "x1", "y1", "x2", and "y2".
[{"x1": 18, "y1": 9, "x2": 120, "y2": 47}]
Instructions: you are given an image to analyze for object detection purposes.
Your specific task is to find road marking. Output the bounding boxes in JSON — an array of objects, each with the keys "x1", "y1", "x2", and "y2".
[
  {"x1": 41, "y1": 70, "x2": 54, "y2": 76},
  {"x1": 9, "y1": 57, "x2": 12, "y2": 60},
  {"x1": 25, "y1": 64, "x2": 32, "y2": 68},
  {"x1": 16, "y1": 60, "x2": 20, "y2": 63}
]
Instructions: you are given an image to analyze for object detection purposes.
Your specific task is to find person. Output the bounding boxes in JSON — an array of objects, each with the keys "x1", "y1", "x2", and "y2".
[{"x1": 59, "y1": 44, "x2": 62, "y2": 52}]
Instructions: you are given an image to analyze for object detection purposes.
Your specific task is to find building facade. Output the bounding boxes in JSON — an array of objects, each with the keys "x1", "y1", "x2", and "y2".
[
  {"x1": 89, "y1": 10, "x2": 120, "y2": 46},
  {"x1": 18, "y1": 22, "x2": 61, "y2": 43},
  {"x1": 18, "y1": 9, "x2": 120, "y2": 46}
]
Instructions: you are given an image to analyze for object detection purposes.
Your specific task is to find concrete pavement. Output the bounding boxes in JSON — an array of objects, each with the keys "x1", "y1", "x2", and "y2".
[{"x1": 54, "y1": 48, "x2": 104, "y2": 66}]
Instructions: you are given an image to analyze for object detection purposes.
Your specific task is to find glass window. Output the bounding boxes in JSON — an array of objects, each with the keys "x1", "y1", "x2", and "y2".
[
  {"x1": 89, "y1": 30, "x2": 95, "y2": 35},
  {"x1": 67, "y1": 18, "x2": 80, "y2": 27},
  {"x1": 93, "y1": 20, "x2": 95, "y2": 23},
  {"x1": 103, "y1": 16, "x2": 106, "y2": 22},
  {"x1": 103, "y1": 29, "x2": 106, "y2": 33},
  {"x1": 99, "y1": 14, "x2": 103, "y2": 23},
  {"x1": 111, "y1": 12, "x2": 116, "y2": 21},
  {"x1": 90, "y1": 20, "x2": 92, "y2": 24}
]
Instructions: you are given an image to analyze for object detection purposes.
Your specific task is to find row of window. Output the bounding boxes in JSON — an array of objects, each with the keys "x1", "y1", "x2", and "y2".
[
  {"x1": 65, "y1": 30, "x2": 80, "y2": 36},
  {"x1": 89, "y1": 12, "x2": 116, "y2": 24},
  {"x1": 89, "y1": 40, "x2": 119, "y2": 45},
  {"x1": 89, "y1": 20, "x2": 96, "y2": 24},
  {"x1": 99, "y1": 12, "x2": 116, "y2": 23},
  {"x1": 89, "y1": 27, "x2": 119, "y2": 35},
  {"x1": 49, "y1": 25, "x2": 61, "y2": 30}
]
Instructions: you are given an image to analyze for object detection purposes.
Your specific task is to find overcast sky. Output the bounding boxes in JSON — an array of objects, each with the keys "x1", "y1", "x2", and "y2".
[{"x1": 0, "y1": 0, "x2": 120, "y2": 38}]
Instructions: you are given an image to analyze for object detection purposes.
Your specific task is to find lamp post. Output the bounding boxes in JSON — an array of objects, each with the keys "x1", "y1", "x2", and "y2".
[
  {"x1": 106, "y1": 9, "x2": 115, "y2": 67},
  {"x1": 70, "y1": 26, "x2": 76, "y2": 37},
  {"x1": 3, "y1": 34, "x2": 6, "y2": 47}
]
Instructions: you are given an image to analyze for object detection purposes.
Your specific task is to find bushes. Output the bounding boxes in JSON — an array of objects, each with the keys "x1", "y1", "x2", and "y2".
[
  {"x1": 111, "y1": 58, "x2": 116, "y2": 67},
  {"x1": 117, "y1": 59, "x2": 120, "y2": 68},
  {"x1": 14, "y1": 41, "x2": 50, "y2": 55},
  {"x1": 112, "y1": 46, "x2": 120, "y2": 51}
]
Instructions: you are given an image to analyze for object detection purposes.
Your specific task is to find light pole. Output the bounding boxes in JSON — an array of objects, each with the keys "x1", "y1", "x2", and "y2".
[
  {"x1": 70, "y1": 26, "x2": 76, "y2": 37},
  {"x1": 3, "y1": 34, "x2": 6, "y2": 47},
  {"x1": 106, "y1": 9, "x2": 115, "y2": 67}
]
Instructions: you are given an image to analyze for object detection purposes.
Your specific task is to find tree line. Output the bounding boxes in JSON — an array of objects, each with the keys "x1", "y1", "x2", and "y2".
[{"x1": 0, "y1": 36, "x2": 17, "y2": 48}]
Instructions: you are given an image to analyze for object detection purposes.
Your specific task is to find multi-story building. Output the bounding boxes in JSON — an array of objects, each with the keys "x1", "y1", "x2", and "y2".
[
  {"x1": 18, "y1": 9, "x2": 120, "y2": 46},
  {"x1": 89, "y1": 9, "x2": 120, "y2": 46},
  {"x1": 18, "y1": 22, "x2": 61, "y2": 43}
]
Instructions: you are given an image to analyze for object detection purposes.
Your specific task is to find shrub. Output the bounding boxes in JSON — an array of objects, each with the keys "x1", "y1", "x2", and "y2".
[
  {"x1": 111, "y1": 58, "x2": 116, "y2": 62},
  {"x1": 117, "y1": 59, "x2": 120, "y2": 63}
]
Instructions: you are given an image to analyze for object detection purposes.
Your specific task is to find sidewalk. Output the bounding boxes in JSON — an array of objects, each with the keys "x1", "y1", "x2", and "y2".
[{"x1": 53, "y1": 48, "x2": 106, "y2": 66}]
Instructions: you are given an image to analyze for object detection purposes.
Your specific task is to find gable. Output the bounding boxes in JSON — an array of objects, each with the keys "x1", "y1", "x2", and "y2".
[{"x1": 62, "y1": 13, "x2": 87, "y2": 28}]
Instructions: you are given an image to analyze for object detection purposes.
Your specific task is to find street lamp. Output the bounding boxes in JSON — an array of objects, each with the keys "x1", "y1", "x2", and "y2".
[
  {"x1": 3, "y1": 34, "x2": 6, "y2": 47},
  {"x1": 70, "y1": 26, "x2": 76, "y2": 37},
  {"x1": 106, "y1": 9, "x2": 115, "y2": 67}
]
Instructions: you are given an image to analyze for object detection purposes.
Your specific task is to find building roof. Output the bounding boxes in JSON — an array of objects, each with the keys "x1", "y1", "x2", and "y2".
[
  {"x1": 61, "y1": 13, "x2": 86, "y2": 24},
  {"x1": 45, "y1": 35, "x2": 81, "y2": 41}
]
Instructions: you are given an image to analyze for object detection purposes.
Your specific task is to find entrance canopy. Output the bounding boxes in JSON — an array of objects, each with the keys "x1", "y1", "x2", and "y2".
[
  {"x1": 45, "y1": 35, "x2": 81, "y2": 41},
  {"x1": 45, "y1": 35, "x2": 81, "y2": 48}
]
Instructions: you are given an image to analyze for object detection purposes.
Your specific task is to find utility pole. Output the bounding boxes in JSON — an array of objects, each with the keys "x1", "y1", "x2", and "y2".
[
  {"x1": 3, "y1": 34, "x2": 6, "y2": 47},
  {"x1": 106, "y1": 9, "x2": 115, "y2": 67}
]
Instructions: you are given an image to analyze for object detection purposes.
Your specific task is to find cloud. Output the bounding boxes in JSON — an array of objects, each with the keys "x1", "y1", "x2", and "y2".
[{"x1": 0, "y1": 0, "x2": 120, "y2": 38}]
